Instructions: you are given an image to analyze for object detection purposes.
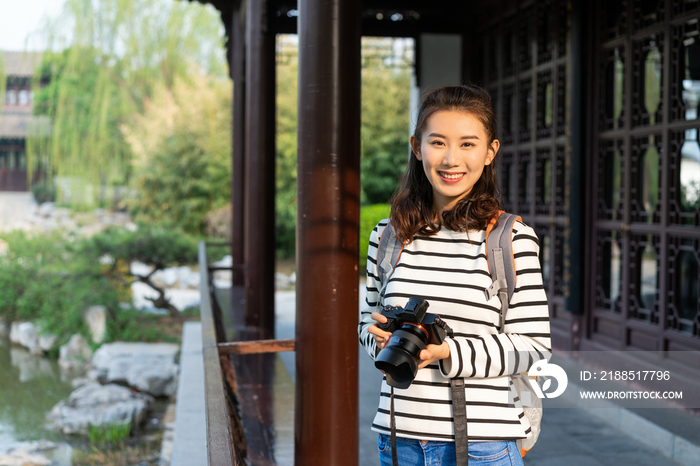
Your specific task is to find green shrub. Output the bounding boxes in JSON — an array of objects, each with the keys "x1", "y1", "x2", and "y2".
[
  {"x1": 89, "y1": 223, "x2": 198, "y2": 270},
  {"x1": 0, "y1": 225, "x2": 197, "y2": 342},
  {"x1": 88, "y1": 224, "x2": 198, "y2": 317},
  {"x1": 107, "y1": 306, "x2": 179, "y2": 343},
  {"x1": 359, "y1": 203, "x2": 391, "y2": 272},
  {"x1": 0, "y1": 231, "x2": 115, "y2": 338},
  {"x1": 31, "y1": 182, "x2": 57, "y2": 204}
]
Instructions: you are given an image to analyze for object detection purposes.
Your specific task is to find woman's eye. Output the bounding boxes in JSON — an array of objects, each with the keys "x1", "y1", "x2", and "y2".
[{"x1": 431, "y1": 140, "x2": 444, "y2": 146}]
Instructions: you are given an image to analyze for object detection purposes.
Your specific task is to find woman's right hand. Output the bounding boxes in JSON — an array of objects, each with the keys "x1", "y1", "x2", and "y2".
[{"x1": 368, "y1": 312, "x2": 392, "y2": 350}]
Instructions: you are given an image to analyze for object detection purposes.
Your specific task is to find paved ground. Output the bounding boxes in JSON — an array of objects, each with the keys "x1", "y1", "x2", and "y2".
[
  {"x1": 522, "y1": 400, "x2": 684, "y2": 466},
  {"x1": 274, "y1": 290, "x2": 693, "y2": 466},
  {"x1": 0, "y1": 192, "x2": 35, "y2": 231}
]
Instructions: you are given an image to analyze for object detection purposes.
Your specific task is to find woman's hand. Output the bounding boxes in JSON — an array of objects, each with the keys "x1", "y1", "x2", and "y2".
[
  {"x1": 368, "y1": 312, "x2": 392, "y2": 349},
  {"x1": 417, "y1": 341, "x2": 451, "y2": 369}
]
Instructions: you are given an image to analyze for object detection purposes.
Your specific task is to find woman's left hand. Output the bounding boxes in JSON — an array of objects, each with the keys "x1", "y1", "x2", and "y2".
[{"x1": 417, "y1": 341, "x2": 450, "y2": 369}]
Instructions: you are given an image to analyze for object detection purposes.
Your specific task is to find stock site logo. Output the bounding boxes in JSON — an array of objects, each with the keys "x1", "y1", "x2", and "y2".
[{"x1": 527, "y1": 359, "x2": 568, "y2": 399}]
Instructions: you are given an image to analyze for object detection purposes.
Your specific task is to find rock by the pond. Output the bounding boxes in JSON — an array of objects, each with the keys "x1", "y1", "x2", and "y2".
[
  {"x1": 92, "y1": 342, "x2": 179, "y2": 397},
  {"x1": 0, "y1": 440, "x2": 72, "y2": 466},
  {"x1": 10, "y1": 322, "x2": 37, "y2": 351},
  {"x1": 59, "y1": 334, "x2": 93, "y2": 371},
  {"x1": 9, "y1": 322, "x2": 57, "y2": 353},
  {"x1": 84, "y1": 305, "x2": 107, "y2": 343},
  {"x1": 38, "y1": 333, "x2": 57, "y2": 352},
  {"x1": 46, "y1": 383, "x2": 153, "y2": 435},
  {"x1": 0, "y1": 452, "x2": 51, "y2": 466}
]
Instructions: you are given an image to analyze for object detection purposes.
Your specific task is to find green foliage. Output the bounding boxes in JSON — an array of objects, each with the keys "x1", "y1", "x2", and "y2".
[
  {"x1": 89, "y1": 224, "x2": 198, "y2": 270},
  {"x1": 27, "y1": 0, "x2": 229, "y2": 204},
  {"x1": 107, "y1": 307, "x2": 179, "y2": 343},
  {"x1": 123, "y1": 73, "x2": 232, "y2": 234},
  {"x1": 31, "y1": 45, "x2": 135, "y2": 191},
  {"x1": 31, "y1": 181, "x2": 57, "y2": 203},
  {"x1": 360, "y1": 40, "x2": 411, "y2": 205},
  {"x1": 88, "y1": 223, "x2": 198, "y2": 317},
  {"x1": 274, "y1": 36, "x2": 411, "y2": 258},
  {"x1": 359, "y1": 203, "x2": 391, "y2": 271},
  {"x1": 0, "y1": 231, "x2": 117, "y2": 338},
  {"x1": 0, "y1": 225, "x2": 196, "y2": 340},
  {"x1": 88, "y1": 422, "x2": 131, "y2": 446},
  {"x1": 276, "y1": 37, "x2": 299, "y2": 259}
]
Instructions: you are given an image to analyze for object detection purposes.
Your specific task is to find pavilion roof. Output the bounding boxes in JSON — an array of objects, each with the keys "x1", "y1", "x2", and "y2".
[{"x1": 0, "y1": 51, "x2": 43, "y2": 78}]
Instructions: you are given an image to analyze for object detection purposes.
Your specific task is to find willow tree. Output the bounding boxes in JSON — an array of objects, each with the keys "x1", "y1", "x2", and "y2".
[{"x1": 28, "y1": 0, "x2": 228, "y2": 205}]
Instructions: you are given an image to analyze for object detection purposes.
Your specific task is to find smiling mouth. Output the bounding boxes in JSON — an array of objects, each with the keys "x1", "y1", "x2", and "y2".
[{"x1": 439, "y1": 172, "x2": 465, "y2": 180}]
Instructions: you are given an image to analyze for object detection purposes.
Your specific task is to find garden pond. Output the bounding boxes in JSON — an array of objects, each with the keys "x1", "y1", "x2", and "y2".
[{"x1": 0, "y1": 336, "x2": 168, "y2": 465}]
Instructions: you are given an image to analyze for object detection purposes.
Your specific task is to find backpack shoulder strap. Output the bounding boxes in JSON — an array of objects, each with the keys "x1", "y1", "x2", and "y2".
[
  {"x1": 484, "y1": 211, "x2": 522, "y2": 329},
  {"x1": 376, "y1": 220, "x2": 404, "y2": 304}
]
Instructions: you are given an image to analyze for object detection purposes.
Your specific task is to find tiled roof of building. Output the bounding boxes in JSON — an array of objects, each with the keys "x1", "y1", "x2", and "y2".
[
  {"x1": 0, "y1": 51, "x2": 44, "y2": 78},
  {"x1": 0, "y1": 113, "x2": 51, "y2": 139}
]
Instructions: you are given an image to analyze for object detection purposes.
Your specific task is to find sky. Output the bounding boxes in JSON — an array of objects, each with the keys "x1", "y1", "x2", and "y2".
[{"x1": 0, "y1": 0, "x2": 66, "y2": 52}]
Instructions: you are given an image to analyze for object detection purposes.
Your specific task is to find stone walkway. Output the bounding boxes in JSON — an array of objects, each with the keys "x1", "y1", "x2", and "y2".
[{"x1": 0, "y1": 192, "x2": 36, "y2": 231}]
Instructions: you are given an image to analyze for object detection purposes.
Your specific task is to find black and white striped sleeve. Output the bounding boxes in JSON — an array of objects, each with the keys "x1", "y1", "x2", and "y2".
[
  {"x1": 439, "y1": 223, "x2": 552, "y2": 378},
  {"x1": 358, "y1": 220, "x2": 389, "y2": 361}
]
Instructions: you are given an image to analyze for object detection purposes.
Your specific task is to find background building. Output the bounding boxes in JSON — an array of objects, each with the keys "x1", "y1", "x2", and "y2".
[{"x1": 0, "y1": 51, "x2": 45, "y2": 191}]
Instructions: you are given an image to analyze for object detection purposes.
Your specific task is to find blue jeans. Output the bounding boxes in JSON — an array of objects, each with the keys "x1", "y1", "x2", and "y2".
[{"x1": 377, "y1": 434, "x2": 524, "y2": 466}]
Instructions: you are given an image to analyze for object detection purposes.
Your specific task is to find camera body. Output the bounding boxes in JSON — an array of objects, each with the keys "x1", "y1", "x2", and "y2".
[{"x1": 375, "y1": 297, "x2": 453, "y2": 388}]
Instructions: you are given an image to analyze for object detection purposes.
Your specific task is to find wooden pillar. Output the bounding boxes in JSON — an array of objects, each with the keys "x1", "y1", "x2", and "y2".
[
  {"x1": 231, "y1": 2, "x2": 246, "y2": 288},
  {"x1": 244, "y1": 0, "x2": 276, "y2": 337},
  {"x1": 295, "y1": 0, "x2": 361, "y2": 464}
]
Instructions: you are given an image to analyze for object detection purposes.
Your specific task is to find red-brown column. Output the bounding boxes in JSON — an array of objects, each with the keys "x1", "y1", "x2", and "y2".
[
  {"x1": 295, "y1": 0, "x2": 361, "y2": 464},
  {"x1": 244, "y1": 0, "x2": 276, "y2": 338},
  {"x1": 231, "y1": 2, "x2": 245, "y2": 288}
]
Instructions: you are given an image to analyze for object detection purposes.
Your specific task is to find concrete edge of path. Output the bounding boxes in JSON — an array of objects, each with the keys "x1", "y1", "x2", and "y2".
[{"x1": 170, "y1": 321, "x2": 207, "y2": 466}]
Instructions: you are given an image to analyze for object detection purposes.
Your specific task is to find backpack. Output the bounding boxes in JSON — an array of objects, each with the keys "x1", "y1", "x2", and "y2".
[{"x1": 375, "y1": 211, "x2": 543, "y2": 460}]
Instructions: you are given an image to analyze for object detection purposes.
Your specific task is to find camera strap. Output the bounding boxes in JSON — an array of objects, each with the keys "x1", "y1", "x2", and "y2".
[
  {"x1": 388, "y1": 382, "x2": 469, "y2": 466},
  {"x1": 451, "y1": 378, "x2": 469, "y2": 466},
  {"x1": 390, "y1": 386, "x2": 399, "y2": 466}
]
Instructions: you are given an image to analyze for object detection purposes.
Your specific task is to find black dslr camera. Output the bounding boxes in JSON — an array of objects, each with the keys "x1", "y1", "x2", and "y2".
[{"x1": 375, "y1": 298, "x2": 453, "y2": 389}]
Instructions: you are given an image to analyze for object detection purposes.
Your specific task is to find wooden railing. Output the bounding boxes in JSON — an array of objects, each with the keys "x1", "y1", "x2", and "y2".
[{"x1": 199, "y1": 241, "x2": 295, "y2": 466}]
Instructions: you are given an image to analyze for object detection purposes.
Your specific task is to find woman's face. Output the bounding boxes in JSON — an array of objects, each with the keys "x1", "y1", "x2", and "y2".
[{"x1": 411, "y1": 110, "x2": 499, "y2": 214}]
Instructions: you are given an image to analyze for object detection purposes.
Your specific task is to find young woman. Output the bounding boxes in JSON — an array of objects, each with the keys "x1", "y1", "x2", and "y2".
[{"x1": 358, "y1": 86, "x2": 551, "y2": 466}]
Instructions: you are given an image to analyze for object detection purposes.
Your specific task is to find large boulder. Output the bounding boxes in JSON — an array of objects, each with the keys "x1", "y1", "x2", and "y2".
[
  {"x1": 46, "y1": 383, "x2": 153, "y2": 435},
  {"x1": 92, "y1": 342, "x2": 179, "y2": 397},
  {"x1": 9, "y1": 322, "x2": 57, "y2": 353},
  {"x1": 58, "y1": 334, "x2": 93, "y2": 371},
  {"x1": 10, "y1": 322, "x2": 39, "y2": 353}
]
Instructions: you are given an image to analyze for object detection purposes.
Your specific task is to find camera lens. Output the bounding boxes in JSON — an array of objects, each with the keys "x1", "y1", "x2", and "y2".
[{"x1": 374, "y1": 323, "x2": 429, "y2": 388}]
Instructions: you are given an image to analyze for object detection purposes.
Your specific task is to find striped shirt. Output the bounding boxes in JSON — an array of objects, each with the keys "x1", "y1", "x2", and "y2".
[{"x1": 358, "y1": 219, "x2": 552, "y2": 442}]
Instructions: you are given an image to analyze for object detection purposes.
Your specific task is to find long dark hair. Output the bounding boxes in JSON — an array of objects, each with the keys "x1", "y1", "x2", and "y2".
[{"x1": 390, "y1": 85, "x2": 501, "y2": 242}]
